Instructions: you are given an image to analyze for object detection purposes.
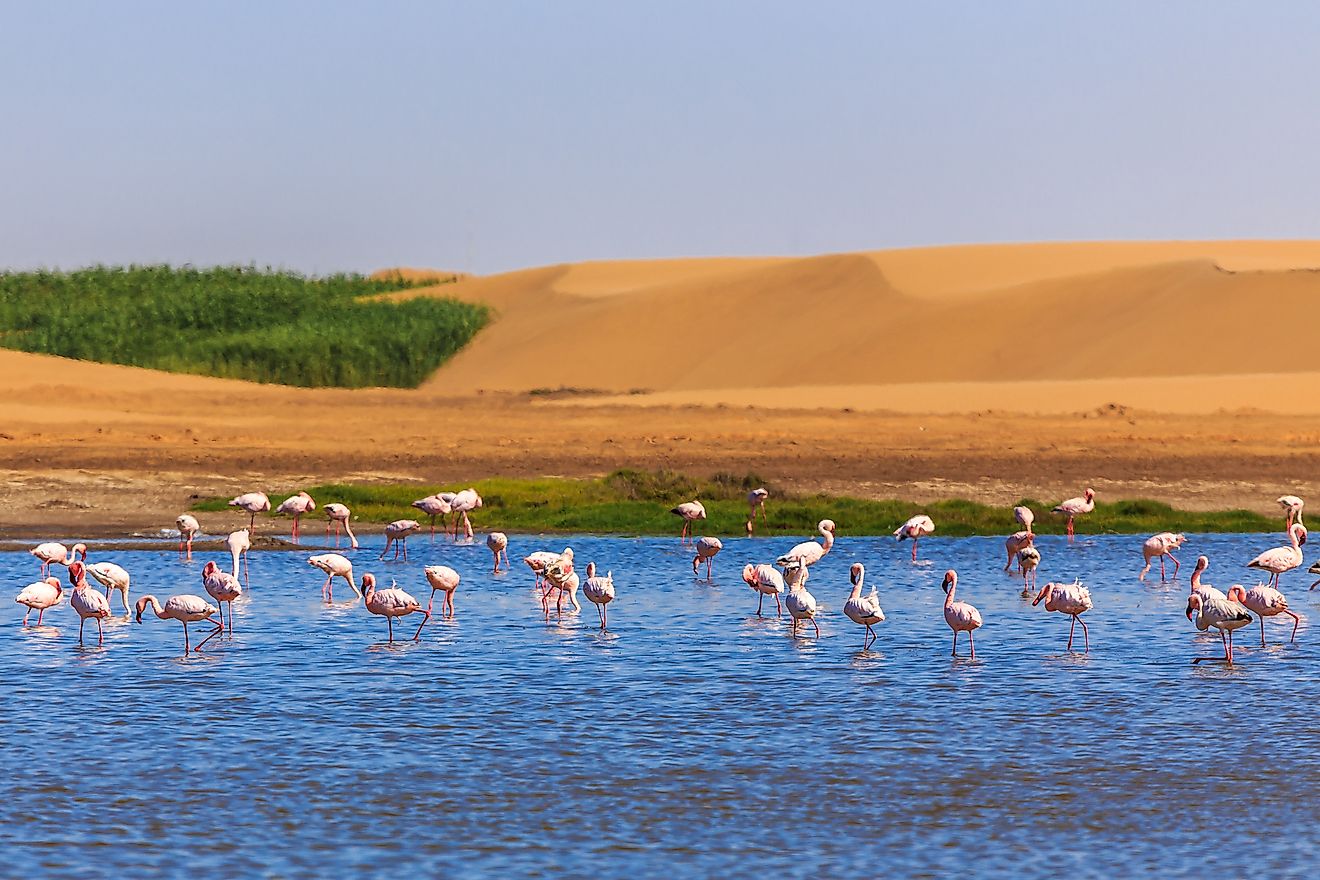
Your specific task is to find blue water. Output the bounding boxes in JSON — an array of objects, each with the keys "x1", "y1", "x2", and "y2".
[{"x1": 3, "y1": 532, "x2": 1318, "y2": 878}]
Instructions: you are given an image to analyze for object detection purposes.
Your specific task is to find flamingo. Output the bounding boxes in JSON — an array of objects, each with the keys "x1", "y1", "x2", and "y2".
[
  {"x1": 487, "y1": 532, "x2": 510, "y2": 573},
  {"x1": 308, "y1": 553, "x2": 357, "y2": 601},
  {"x1": 85, "y1": 559, "x2": 132, "y2": 614},
  {"x1": 842, "y1": 562, "x2": 884, "y2": 649},
  {"x1": 361, "y1": 573, "x2": 429, "y2": 642},
  {"x1": 1140, "y1": 532, "x2": 1187, "y2": 581},
  {"x1": 746, "y1": 488, "x2": 769, "y2": 535},
  {"x1": 450, "y1": 489, "x2": 483, "y2": 540},
  {"x1": 1278, "y1": 495, "x2": 1305, "y2": 529},
  {"x1": 692, "y1": 536, "x2": 722, "y2": 581},
  {"x1": 380, "y1": 520, "x2": 420, "y2": 561},
  {"x1": 1004, "y1": 530, "x2": 1034, "y2": 571},
  {"x1": 940, "y1": 570, "x2": 983, "y2": 659},
  {"x1": 228, "y1": 492, "x2": 271, "y2": 531},
  {"x1": 411, "y1": 494, "x2": 452, "y2": 538},
  {"x1": 524, "y1": 550, "x2": 562, "y2": 592},
  {"x1": 30, "y1": 541, "x2": 85, "y2": 577},
  {"x1": 1053, "y1": 488, "x2": 1096, "y2": 540},
  {"x1": 582, "y1": 562, "x2": 616, "y2": 630},
  {"x1": 67, "y1": 561, "x2": 111, "y2": 646},
  {"x1": 775, "y1": 519, "x2": 836, "y2": 571},
  {"x1": 323, "y1": 503, "x2": 359, "y2": 549},
  {"x1": 1189, "y1": 555, "x2": 1227, "y2": 603},
  {"x1": 741, "y1": 563, "x2": 785, "y2": 617},
  {"x1": 1014, "y1": 505, "x2": 1035, "y2": 535},
  {"x1": 1186, "y1": 592, "x2": 1252, "y2": 665},
  {"x1": 1229, "y1": 583, "x2": 1299, "y2": 646},
  {"x1": 893, "y1": 515, "x2": 935, "y2": 562},
  {"x1": 670, "y1": 500, "x2": 706, "y2": 543},
  {"x1": 1032, "y1": 579, "x2": 1093, "y2": 652},
  {"x1": 275, "y1": 491, "x2": 316, "y2": 542},
  {"x1": 201, "y1": 561, "x2": 243, "y2": 631},
  {"x1": 422, "y1": 565, "x2": 461, "y2": 618},
  {"x1": 176, "y1": 514, "x2": 200, "y2": 559},
  {"x1": 537, "y1": 548, "x2": 575, "y2": 608},
  {"x1": 226, "y1": 529, "x2": 251, "y2": 582},
  {"x1": 135, "y1": 593, "x2": 222, "y2": 653},
  {"x1": 1018, "y1": 546, "x2": 1042, "y2": 593},
  {"x1": 15, "y1": 577, "x2": 62, "y2": 625},
  {"x1": 542, "y1": 560, "x2": 581, "y2": 618},
  {"x1": 1247, "y1": 523, "x2": 1306, "y2": 589},
  {"x1": 784, "y1": 563, "x2": 820, "y2": 637}
]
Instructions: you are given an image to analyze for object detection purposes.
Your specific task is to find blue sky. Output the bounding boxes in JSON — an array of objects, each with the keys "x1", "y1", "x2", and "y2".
[{"x1": 3, "y1": 1, "x2": 1318, "y2": 273}]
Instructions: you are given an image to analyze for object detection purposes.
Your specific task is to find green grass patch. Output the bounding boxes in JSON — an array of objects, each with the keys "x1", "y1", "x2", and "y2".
[
  {"x1": 0, "y1": 265, "x2": 489, "y2": 387},
  {"x1": 194, "y1": 470, "x2": 1278, "y2": 536}
]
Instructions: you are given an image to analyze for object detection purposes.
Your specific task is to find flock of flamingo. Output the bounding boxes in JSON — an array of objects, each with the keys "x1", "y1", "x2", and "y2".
[{"x1": 12, "y1": 485, "x2": 1319, "y2": 665}]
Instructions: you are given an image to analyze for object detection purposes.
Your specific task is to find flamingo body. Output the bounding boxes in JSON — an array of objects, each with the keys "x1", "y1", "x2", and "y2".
[
  {"x1": 15, "y1": 577, "x2": 62, "y2": 625},
  {"x1": 308, "y1": 553, "x2": 357, "y2": 601},
  {"x1": 691, "y1": 536, "x2": 722, "y2": 580},
  {"x1": 742, "y1": 563, "x2": 786, "y2": 616},
  {"x1": 842, "y1": 563, "x2": 884, "y2": 648}
]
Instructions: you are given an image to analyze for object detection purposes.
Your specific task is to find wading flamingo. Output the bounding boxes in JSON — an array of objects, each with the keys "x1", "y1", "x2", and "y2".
[
  {"x1": 1186, "y1": 592, "x2": 1252, "y2": 665},
  {"x1": 201, "y1": 561, "x2": 243, "y2": 631},
  {"x1": 487, "y1": 532, "x2": 510, "y2": 573},
  {"x1": 308, "y1": 553, "x2": 357, "y2": 601},
  {"x1": 1247, "y1": 523, "x2": 1305, "y2": 589},
  {"x1": 582, "y1": 562, "x2": 616, "y2": 630},
  {"x1": 135, "y1": 594, "x2": 222, "y2": 653},
  {"x1": 692, "y1": 536, "x2": 722, "y2": 581},
  {"x1": 1032, "y1": 579, "x2": 1093, "y2": 652},
  {"x1": 1053, "y1": 488, "x2": 1095, "y2": 540},
  {"x1": 524, "y1": 550, "x2": 562, "y2": 592},
  {"x1": 1278, "y1": 495, "x2": 1305, "y2": 529},
  {"x1": 1018, "y1": 546, "x2": 1042, "y2": 593},
  {"x1": 361, "y1": 573, "x2": 429, "y2": 642},
  {"x1": 228, "y1": 492, "x2": 271, "y2": 531},
  {"x1": 842, "y1": 563, "x2": 884, "y2": 649},
  {"x1": 1189, "y1": 555, "x2": 1227, "y2": 603},
  {"x1": 775, "y1": 520, "x2": 836, "y2": 571},
  {"x1": 1229, "y1": 583, "x2": 1299, "y2": 646},
  {"x1": 784, "y1": 563, "x2": 820, "y2": 638},
  {"x1": 30, "y1": 541, "x2": 85, "y2": 577},
  {"x1": 941, "y1": 570, "x2": 983, "y2": 659},
  {"x1": 323, "y1": 503, "x2": 359, "y2": 549},
  {"x1": 542, "y1": 556, "x2": 581, "y2": 618},
  {"x1": 746, "y1": 488, "x2": 769, "y2": 535},
  {"x1": 380, "y1": 520, "x2": 421, "y2": 561},
  {"x1": 176, "y1": 514, "x2": 200, "y2": 559},
  {"x1": 423, "y1": 565, "x2": 461, "y2": 618},
  {"x1": 15, "y1": 577, "x2": 62, "y2": 625},
  {"x1": 893, "y1": 515, "x2": 935, "y2": 562},
  {"x1": 450, "y1": 489, "x2": 483, "y2": 541},
  {"x1": 226, "y1": 529, "x2": 251, "y2": 582},
  {"x1": 85, "y1": 559, "x2": 132, "y2": 614},
  {"x1": 1140, "y1": 532, "x2": 1187, "y2": 581},
  {"x1": 743, "y1": 563, "x2": 786, "y2": 617},
  {"x1": 275, "y1": 491, "x2": 316, "y2": 542},
  {"x1": 1014, "y1": 505, "x2": 1035, "y2": 535},
  {"x1": 412, "y1": 495, "x2": 452, "y2": 538},
  {"x1": 670, "y1": 500, "x2": 706, "y2": 543},
  {"x1": 1005, "y1": 530, "x2": 1034, "y2": 571},
  {"x1": 67, "y1": 562, "x2": 111, "y2": 646}
]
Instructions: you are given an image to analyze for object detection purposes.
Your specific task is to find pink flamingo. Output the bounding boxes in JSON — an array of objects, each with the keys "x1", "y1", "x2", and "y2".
[
  {"x1": 784, "y1": 565, "x2": 820, "y2": 637},
  {"x1": 742, "y1": 563, "x2": 786, "y2": 617},
  {"x1": 202, "y1": 561, "x2": 243, "y2": 631},
  {"x1": 1018, "y1": 546, "x2": 1042, "y2": 593},
  {"x1": 1186, "y1": 592, "x2": 1252, "y2": 665},
  {"x1": 67, "y1": 561, "x2": 111, "y2": 646},
  {"x1": 226, "y1": 529, "x2": 251, "y2": 582},
  {"x1": 379, "y1": 520, "x2": 420, "y2": 561},
  {"x1": 1140, "y1": 532, "x2": 1187, "y2": 581},
  {"x1": 692, "y1": 536, "x2": 722, "y2": 581},
  {"x1": 893, "y1": 515, "x2": 935, "y2": 562},
  {"x1": 323, "y1": 503, "x2": 359, "y2": 549},
  {"x1": 842, "y1": 563, "x2": 885, "y2": 649},
  {"x1": 1278, "y1": 495, "x2": 1305, "y2": 529},
  {"x1": 775, "y1": 519, "x2": 836, "y2": 571},
  {"x1": 85, "y1": 559, "x2": 132, "y2": 614},
  {"x1": 361, "y1": 573, "x2": 429, "y2": 642},
  {"x1": 15, "y1": 577, "x2": 62, "y2": 625},
  {"x1": 1004, "y1": 530, "x2": 1034, "y2": 571},
  {"x1": 135, "y1": 593, "x2": 222, "y2": 653},
  {"x1": 541, "y1": 553, "x2": 581, "y2": 618},
  {"x1": 1229, "y1": 583, "x2": 1299, "y2": 646},
  {"x1": 940, "y1": 570, "x2": 983, "y2": 659},
  {"x1": 423, "y1": 565, "x2": 461, "y2": 617},
  {"x1": 1032, "y1": 579, "x2": 1093, "y2": 651},
  {"x1": 175, "y1": 514, "x2": 200, "y2": 559},
  {"x1": 1052, "y1": 488, "x2": 1095, "y2": 540},
  {"x1": 228, "y1": 492, "x2": 271, "y2": 531},
  {"x1": 411, "y1": 494, "x2": 452, "y2": 538},
  {"x1": 1014, "y1": 505, "x2": 1035, "y2": 535},
  {"x1": 1247, "y1": 523, "x2": 1306, "y2": 588},
  {"x1": 450, "y1": 489, "x2": 483, "y2": 540},
  {"x1": 524, "y1": 550, "x2": 562, "y2": 592},
  {"x1": 745, "y1": 488, "x2": 769, "y2": 535},
  {"x1": 275, "y1": 491, "x2": 316, "y2": 542},
  {"x1": 308, "y1": 553, "x2": 357, "y2": 601},
  {"x1": 582, "y1": 562, "x2": 616, "y2": 630},
  {"x1": 670, "y1": 500, "x2": 706, "y2": 543},
  {"x1": 487, "y1": 532, "x2": 510, "y2": 573},
  {"x1": 30, "y1": 541, "x2": 85, "y2": 577}
]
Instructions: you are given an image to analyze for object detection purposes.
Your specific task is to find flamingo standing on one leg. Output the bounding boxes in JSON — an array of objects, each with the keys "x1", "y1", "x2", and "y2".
[
  {"x1": 893, "y1": 515, "x2": 935, "y2": 562},
  {"x1": 15, "y1": 577, "x2": 62, "y2": 626},
  {"x1": 175, "y1": 514, "x2": 200, "y2": 560},
  {"x1": 228, "y1": 492, "x2": 271, "y2": 531},
  {"x1": 1230, "y1": 583, "x2": 1300, "y2": 646},
  {"x1": 323, "y1": 503, "x2": 359, "y2": 549},
  {"x1": 30, "y1": 541, "x2": 85, "y2": 578},
  {"x1": 308, "y1": 553, "x2": 357, "y2": 601},
  {"x1": 1278, "y1": 495, "x2": 1305, "y2": 530},
  {"x1": 745, "y1": 488, "x2": 769, "y2": 535},
  {"x1": 1005, "y1": 530, "x2": 1034, "y2": 571},
  {"x1": 670, "y1": 500, "x2": 706, "y2": 543},
  {"x1": 1052, "y1": 488, "x2": 1096, "y2": 541},
  {"x1": 201, "y1": 561, "x2": 243, "y2": 631},
  {"x1": 1018, "y1": 546, "x2": 1042, "y2": 594},
  {"x1": 784, "y1": 563, "x2": 820, "y2": 638},
  {"x1": 487, "y1": 532, "x2": 510, "y2": 573},
  {"x1": 134, "y1": 594, "x2": 222, "y2": 653},
  {"x1": 692, "y1": 536, "x2": 722, "y2": 581},
  {"x1": 411, "y1": 495, "x2": 452, "y2": 538},
  {"x1": 940, "y1": 569, "x2": 983, "y2": 659},
  {"x1": 1186, "y1": 592, "x2": 1253, "y2": 665},
  {"x1": 1140, "y1": 532, "x2": 1187, "y2": 581},
  {"x1": 85, "y1": 559, "x2": 132, "y2": 614},
  {"x1": 67, "y1": 562, "x2": 111, "y2": 646},
  {"x1": 361, "y1": 573, "x2": 429, "y2": 642},
  {"x1": 742, "y1": 563, "x2": 786, "y2": 617},
  {"x1": 1248, "y1": 523, "x2": 1305, "y2": 589},
  {"x1": 582, "y1": 562, "x2": 616, "y2": 630},
  {"x1": 380, "y1": 520, "x2": 421, "y2": 561},
  {"x1": 1032, "y1": 579, "x2": 1093, "y2": 651},
  {"x1": 275, "y1": 491, "x2": 316, "y2": 543},
  {"x1": 226, "y1": 529, "x2": 251, "y2": 583},
  {"x1": 423, "y1": 565, "x2": 461, "y2": 618},
  {"x1": 842, "y1": 563, "x2": 884, "y2": 649},
  {"x1": 1014, "y1": 505, "x2": 1035, "y2": 535}
]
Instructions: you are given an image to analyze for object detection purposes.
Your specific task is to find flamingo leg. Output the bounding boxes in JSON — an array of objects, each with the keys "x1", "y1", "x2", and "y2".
[
  {"x1": 1260, "y1": 615, "x2": 1267, "y2": 646},
  {"x1": 1288, "y1": 610, "x2": 1300, "y2": 642},
  {"x1": 387, "y1": 616, "x2": 395, "y2": 643},
  {"x1": 968, "y1": 630, "x2": 975, "y2": 659},
  {"x1": 775, "y1": 594, "x2": 782, "y2": 617},
  {"x1": 1159, "y1": 556, "x2": 1166, "y2": 581},
  {"x1": 322, "y1": 573, "x2": 333, "y2": 601},
  {"x1": 1080, "y1": 617, "x2": 1089, "y2": 651},
  {"x1": 756, "y1": 592, "x2": 764, "y2": 616},
  {"x1": 602, "y1": 604, "x2": 609, "y2": 630},
  {"x1": 413, "y1": 609, "x2": 431, "y2": 640},
  {"x1": 1169, "y1": 552, "x2": 1180, "y2": 576},
  {"x1": 1227, "y1": 629, "x2": 1235, "y2": 665},
  {"x1": 182, "y1": 621, "x2": 190, "y2": 653},
  {"x1": 911, "y1": 539, "x2": 918, "y2": 563},
  {"x1": 446, "y1": 593, "x2": 455, "y2": 618},
  {"x1": 1067, "y1": 615, "x2": 1076, "y2": 651},
  {"x1": 811, "y1": 618, "x2": 820, "y2": 638},
  {"x1": 951, "y1": 629, "x2": 958, "y2": 656},
  {"x1": 78, "y1": 617, "x2": 85, "y2": 644},
  {"x1": 196, "y1": 618, "x2": 223, "y2": 651}
]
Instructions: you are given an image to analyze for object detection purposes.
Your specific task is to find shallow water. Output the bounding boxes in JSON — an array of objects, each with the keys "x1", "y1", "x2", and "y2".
[{"x1": 3, "y1": 532, "x2": 1318, "y2": 878}]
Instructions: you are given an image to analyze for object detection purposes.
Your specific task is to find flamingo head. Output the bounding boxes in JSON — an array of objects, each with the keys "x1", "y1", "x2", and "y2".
[
  {"x1": 1171, "y1": 533, "x2": 1187, "y2": 548},
  {"x1": 1084, "y1": 488, "x2": 1095, "y2": 501},
  {"x1": 742, "y1": 564, "x2": 757, "y2": 586},
  {"x1": 71, "y1": 542, "x2": 88, "y2": 560},
  {"x1": 1185, "y1": 594, "x2": 1203, "y2": 621},
  {"x1": 360, "y1": 573, "x2": 376, "y2": 592},
  {"x1": 1194, "y1": 555, "x2": 1209, "y2": 573},
  {"x1": 1031, "y1": 583, "x2": 1052, "y2": 606},
  {"x1": 202, "y1": 561, "x2": 217, "y2": 577},
  {"x1": 67, "y1": 561, "x2": 85, "y2": 584},
  {"x1": 1226, "y1": 584, "x2": 1247, "y2": 603},
  {"x1": 1294, "y1": 523, "x2": 1308, "y2": 545},
  {"x1": 134, "y1": 595, "x2": 151, "y2": 623},
  {"x1": 849, "y1": 563, "x2": 864, "y2": 585},
  {"x1": 586, "y1": 562, "x2": 596, "y2": 578},
  {"x1": 941, "y1": 569, "x2": 957, "y2": 593},
  {"x1": 819, "y1": 519, "x2": 836, "y2": 534}
]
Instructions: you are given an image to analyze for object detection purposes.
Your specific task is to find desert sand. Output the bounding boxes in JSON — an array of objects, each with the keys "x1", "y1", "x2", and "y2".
[{"x1": 4, "y1": 240, "x2": 1320, "y2": 537}]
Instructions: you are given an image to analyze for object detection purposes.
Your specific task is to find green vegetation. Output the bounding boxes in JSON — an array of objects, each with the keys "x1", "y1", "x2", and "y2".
[
  {"x1": 194, "y1": 469, "x2": 1278, "y2": 536},
  {"x1": 0, "y1": 265, "x2": 489, "y2": 387}
]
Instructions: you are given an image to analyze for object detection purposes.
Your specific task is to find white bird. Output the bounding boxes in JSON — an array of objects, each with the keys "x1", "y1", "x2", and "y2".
[
  {"x1": 1032, "y1": 579, "x2": 1093, "y2": 652},
  {"x1": 15, "y1": 577, "x2": 62, "y2": 626},
  {"x1": 775, "y1": 519, "x2": 836, "y2": 570},
  {"x1": 784, "y1": 564, "x2": 820, "y2": 638},
  {"x1": 582, "y1": 562, "x2": 616, "y2": 630},
  {"x1": 202, "y1": 560, "x2": 243, "y2": 631},
  {"x1": 1186, "y1": 592, "x2": 1253, "y2": 665},
  {"x1": 524, "y1": 550, "x2": 563, "y2": 591},
  {"x1": 308, "y1": 553, "x2": 357, "y2": 601},
  {"x1": 1005, "y1": 530, "x2": 1034, "y2": 571},
  {"x1": 670, "y1": 500, "x2": 706, "y2": 542},
  {"x1": 30, "y1": 541, "x2": 85, "y2": 577},
  {"x1": 423, "y1": 565, "x2": 461, "y2": 618},
  {"x1": 1140, "y1": 532, "x2": 1187, "y2": 581},
  {"x1": 226, "y1": 528, "x2": 251, "y2": 581},
  {"x1": 1247, "y1": 523, "x2": 1306, "y2": 589},
  {"x1": 323, "y1": 503, "x2": 359, "y2": 549},
  {"x1": 1278, "y1": 495, "x2": 1305, "y2": 529},
  {"x1": 228, "y1": 492, "x2": 271, "y2": 531},
  {"x1": 135, "y1": 593, "x2": 222, "y2": 653},
  {"x1": 742, "y1": 563, "x2": 786, "y2": 617},
  {"x1": 175, "y1": 514, "x2": 200, "y2": 559},
  {"x1": 692, "y1": 536, "x2": 722, "y2": 581},
  {"x1": 487, "y1": 532, "x2": 510, "y2": 573},
  {"x1": 66, "y1": 562, "x2": 110, "y2": 646},
  {"x1": 449, "y1": 489, "x2": 483, "y2": 540},
  {"x1": 85, "y1": 560, "x2": 132, "y2": 614},
  {"x1": 842, "y1": 562, "x2": 884, "y2": 649},
  {"x1": 1017, "y1": 546, "x2": 1042, "y2": 593},
  {"x1": 1052, "y1": 488, "x2": 1096, "y2": 540},
  {"x1": 893, "y1": 514, "x2": 935, "y2": 562},
  {"x1": 940, "y1": 569, "x2": 983, "y2": 659},
  {"x1": 1014, "y1": 505, "x2": 1035, "y2": 534},
  {"x1": 380, "y1": 520, "x2": 421, "y2": 561}
]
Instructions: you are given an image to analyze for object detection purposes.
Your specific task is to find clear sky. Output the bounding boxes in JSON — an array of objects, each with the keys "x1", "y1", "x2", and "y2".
[{"x1": 4, "y1": 1, "x2": 1319, "y2": 274}]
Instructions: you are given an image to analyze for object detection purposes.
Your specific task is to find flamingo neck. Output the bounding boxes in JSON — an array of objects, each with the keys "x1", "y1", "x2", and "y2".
[
  {"x1": 820, "y1": 530, "x2": 834, "y2": 553},
  {"x1": 142, "y1": 596, "x2": 166, "y2": 618},
  {"x1": 848, "y1": 579, "x2": 863, "y2": 599},
  {"x1": 944, "y1": 583, "x2": 956, "y2": 607}
]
